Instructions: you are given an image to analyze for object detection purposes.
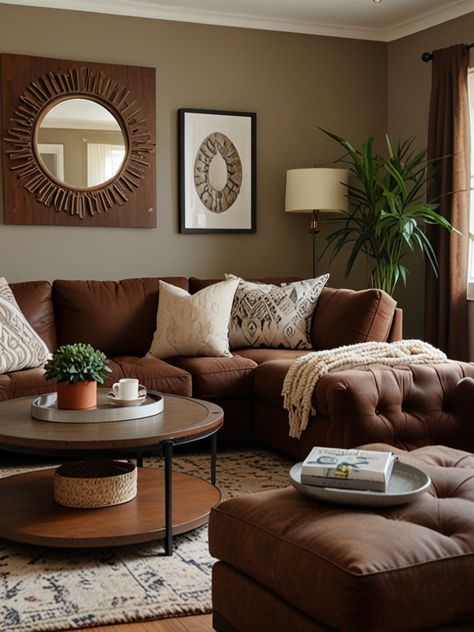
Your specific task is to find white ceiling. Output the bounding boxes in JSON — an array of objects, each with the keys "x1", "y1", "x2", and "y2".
[{"x1": 1, "y1": 0, "x2": 473, "y2": 41}]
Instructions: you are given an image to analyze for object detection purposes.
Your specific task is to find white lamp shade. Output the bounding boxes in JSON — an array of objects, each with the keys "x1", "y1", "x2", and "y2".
[{"x1": 285, "y1": 168, "x2": 349, "y2": 213}]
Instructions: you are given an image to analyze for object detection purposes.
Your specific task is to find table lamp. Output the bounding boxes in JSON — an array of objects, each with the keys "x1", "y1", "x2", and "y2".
[{"x1": 285, "y1": 167, "x2": 349, "y2": 277}]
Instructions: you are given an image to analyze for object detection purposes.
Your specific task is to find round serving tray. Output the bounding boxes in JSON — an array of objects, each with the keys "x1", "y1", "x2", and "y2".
[
  {"x1": 289, "y1": 460, "x2": 431, "y2": 507},
  {"x1": 31, "y1": 389, "x2": 164, "y2": 423}
]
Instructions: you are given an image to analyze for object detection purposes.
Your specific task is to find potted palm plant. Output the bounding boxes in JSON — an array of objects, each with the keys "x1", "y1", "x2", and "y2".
[
  {"x1": 320, "y1": 129, "x2": 457, "y2": 296},
  {"x1": 44, "y1": 343, "x2": 111, "y2": 410}
]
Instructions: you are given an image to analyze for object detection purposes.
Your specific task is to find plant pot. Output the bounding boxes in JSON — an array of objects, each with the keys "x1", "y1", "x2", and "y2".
[{"x1": 56, "y1": 381, "x2": 97, "y2": 410}]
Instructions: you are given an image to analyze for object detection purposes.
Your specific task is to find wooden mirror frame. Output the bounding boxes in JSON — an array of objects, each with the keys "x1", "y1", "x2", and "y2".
[{"x1": 1, "y1": 54, "x2": 156, "y2": 227}]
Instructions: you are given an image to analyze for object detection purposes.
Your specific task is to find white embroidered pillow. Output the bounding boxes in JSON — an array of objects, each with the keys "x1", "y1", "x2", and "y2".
[
  {"x1": 0, "y1": 277, "x2": 50, "y2": 373},
  {"x1": 147, "y1": 278, "x2": 240, "y2": 359},
  {"x1": 227, "y1": 274, "x2": 329, "y2": 349}
]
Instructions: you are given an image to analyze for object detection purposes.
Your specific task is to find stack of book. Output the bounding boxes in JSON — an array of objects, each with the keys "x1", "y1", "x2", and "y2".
[{"x1": 301, "y1": 447, "x2": 397, "y2": 492}]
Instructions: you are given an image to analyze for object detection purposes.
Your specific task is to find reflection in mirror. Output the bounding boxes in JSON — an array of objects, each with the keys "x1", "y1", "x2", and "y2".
[
  {"x1": 37, "y1": 144, "x2": 64, "y2": 181},
  {"x1": 36, "y1": 98, "x2": 126, "y2": 189}
]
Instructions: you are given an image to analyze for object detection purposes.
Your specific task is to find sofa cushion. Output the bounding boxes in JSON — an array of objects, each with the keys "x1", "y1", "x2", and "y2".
[
  {"x1": 254, "y1": 359, "x2": 302, "y2": 408},
  {"x1": 234, "y1": 348, "x2": 307, "y2": 365},
  {"x1": 311, "y1": 287, "x2": 396, "y2": 349},
  {"x1": 227, "y1": 275, "x2": 329, "y2": 350},
  {"x1": 5, "y1": 367, "x2": 52, "y2": 399},
  {"x1": 10, "y1": 280, "x2": 56, "y2": 351},
  {"x1": 168, "y1": 355, "x2": 256, "y2": 398},
  {"x1": 53, "y1": 277, "x2": 188, "y2": 357},
  {"x1": 2, "y1": 358, "x2": 192, "y2": 400},
  {"x1": 0, "y1": 278, "x2": 50, "y2": 374},
  {"x1": 147, "y1": 278, "x2": 239, "y2": 359},
  {"x1": 0, "y1": 374, "x2": 11, "y2": 401},
  {"x1": 209, "y1": 444, "x2": 474, "y2": 632},
  {"x1": 107, "y1": 356, "x2": 192, "y2": 397}
]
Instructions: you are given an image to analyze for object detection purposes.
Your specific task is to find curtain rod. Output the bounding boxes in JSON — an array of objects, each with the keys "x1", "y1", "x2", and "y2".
[{"x1": 422, "y1": 43, "x2": 473, "y2": 62}]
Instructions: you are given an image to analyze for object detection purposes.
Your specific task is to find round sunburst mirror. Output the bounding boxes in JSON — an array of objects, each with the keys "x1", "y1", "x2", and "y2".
[{"x1": 4, "y1": 64, "x2": 154, "y2": 220}]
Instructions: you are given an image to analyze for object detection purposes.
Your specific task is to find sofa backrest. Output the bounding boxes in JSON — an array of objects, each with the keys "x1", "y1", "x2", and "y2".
[
  {"x1": 8, "y1": 276, "x2": 400, "y2": 359},
  {"x1": 311, "y1": 287, "x2": 398, "y2": 349},
  {"x1": 10, "y1": 280, "x2": 57, "y2": 351},
  {"x1": 53, "y1": 277, "x2": 188, "y2": 357}
]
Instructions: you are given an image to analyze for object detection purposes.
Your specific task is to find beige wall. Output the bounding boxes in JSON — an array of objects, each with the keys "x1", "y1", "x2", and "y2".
[
  {"x1": 0, "y1": 3, "x2": 386, "y2": 290},
  {"x1": 387, "y1": 12, "x2": 474, "y2": 337}
]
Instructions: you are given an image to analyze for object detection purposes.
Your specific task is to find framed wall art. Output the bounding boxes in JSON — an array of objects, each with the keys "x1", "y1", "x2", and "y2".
[{"x1": 179, "y1": 108, "x2": 256, "y2": 233}]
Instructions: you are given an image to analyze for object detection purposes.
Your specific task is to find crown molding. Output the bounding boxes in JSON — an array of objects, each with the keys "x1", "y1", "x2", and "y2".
[
  {"x1": 0, "y1": 0, "x2": 384, "y2": 40},
  {"x1": 382, "y1": 0, "x2": 474, "y2": 42},
  {"x1": 1, "y1": 0, "x2": 473, "y2": 42}
]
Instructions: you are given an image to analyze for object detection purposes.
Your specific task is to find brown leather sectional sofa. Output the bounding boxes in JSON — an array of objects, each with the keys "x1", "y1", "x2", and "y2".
[{"x1": 4, "y1": 276, "x2": 474, "y2": 458}]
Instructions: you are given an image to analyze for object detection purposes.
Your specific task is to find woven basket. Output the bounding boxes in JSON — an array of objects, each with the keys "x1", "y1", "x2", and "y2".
[{"x1": 54, "y1": 460, "x2": 137, "y2": 508}]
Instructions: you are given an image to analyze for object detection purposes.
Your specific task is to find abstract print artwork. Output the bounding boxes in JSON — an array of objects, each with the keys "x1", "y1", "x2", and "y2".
[{"x1": 179, "y1": 109, "x2": 256, "y2": 233}]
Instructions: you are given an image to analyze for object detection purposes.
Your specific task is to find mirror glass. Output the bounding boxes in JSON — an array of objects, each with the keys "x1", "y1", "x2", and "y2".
[{"x1": 36, "y1": 98, "x2": 126, "y2": 189}]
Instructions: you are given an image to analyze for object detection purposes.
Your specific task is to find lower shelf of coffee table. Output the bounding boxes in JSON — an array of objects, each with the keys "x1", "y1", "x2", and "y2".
[{"x1": 0, "y1": 467, "x2": 220, "y2": 548}]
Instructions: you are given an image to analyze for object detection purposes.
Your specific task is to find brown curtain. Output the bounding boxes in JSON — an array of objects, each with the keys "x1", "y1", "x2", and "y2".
[{"x1": 424, "y1": 44, "x2": 470, "y2": 361}]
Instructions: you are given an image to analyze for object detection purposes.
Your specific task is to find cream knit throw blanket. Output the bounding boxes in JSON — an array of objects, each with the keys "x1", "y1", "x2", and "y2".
[{"x1": 282, "y1": 339, "x2": 447, "y2": 439}]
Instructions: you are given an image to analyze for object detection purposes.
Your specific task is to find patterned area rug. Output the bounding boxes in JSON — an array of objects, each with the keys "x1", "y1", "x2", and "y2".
[{"x1": 0, "y1": 449, "x2": 293, "y2": 631}]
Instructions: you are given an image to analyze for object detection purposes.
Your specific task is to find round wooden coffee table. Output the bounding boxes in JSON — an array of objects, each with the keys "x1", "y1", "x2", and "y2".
[{"x1": 0, "y1": 391, "x2": 223, "y2": 554}]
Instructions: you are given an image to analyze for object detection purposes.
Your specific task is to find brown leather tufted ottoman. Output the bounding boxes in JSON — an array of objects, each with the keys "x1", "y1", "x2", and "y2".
[{"x1": 209, "y1": 444, "x2": 474, "y2": 631}]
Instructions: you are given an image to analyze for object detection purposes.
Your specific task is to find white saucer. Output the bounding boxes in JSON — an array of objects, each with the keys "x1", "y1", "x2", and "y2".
[{"x1": 106, "y1": 392, "x2": 147, "y2": 407}]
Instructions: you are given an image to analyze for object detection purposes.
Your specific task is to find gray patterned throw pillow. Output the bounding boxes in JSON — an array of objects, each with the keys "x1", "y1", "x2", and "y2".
[
  {"x1": 227, "y1": 274, "x2": 329, "y2": 349},
  {"x1": 0, "y1": 277, "x2": 50, "y2": 373}
]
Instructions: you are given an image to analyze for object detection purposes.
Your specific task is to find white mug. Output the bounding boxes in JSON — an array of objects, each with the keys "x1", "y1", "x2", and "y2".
[{"x1": 112, "y1": 378, "x2": 146, "y2": 400}]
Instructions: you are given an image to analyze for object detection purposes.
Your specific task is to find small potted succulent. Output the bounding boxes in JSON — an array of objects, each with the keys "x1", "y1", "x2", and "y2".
[{"x1": 44, "y1": 343, "x2": 112, "y2": 410}]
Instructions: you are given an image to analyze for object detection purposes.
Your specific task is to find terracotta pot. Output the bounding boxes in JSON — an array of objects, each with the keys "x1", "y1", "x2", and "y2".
[{"x1": 56, "y1": 381, "x2": 97, "y2": 410}]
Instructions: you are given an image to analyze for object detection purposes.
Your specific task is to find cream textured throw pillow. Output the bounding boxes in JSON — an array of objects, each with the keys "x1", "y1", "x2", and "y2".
[
  {"x1": 147, "y1": 278, "x2": 240, "y2": 359},
  {"x1": 227, "y1": 274, "x2": 329, "y2": 349},
  {"x1": 0, "y1": 277, "x2": 50, "y2": 373}
]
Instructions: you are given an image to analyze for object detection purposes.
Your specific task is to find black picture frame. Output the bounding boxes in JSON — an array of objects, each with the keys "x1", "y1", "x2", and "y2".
[{"x1": 179, "y1": 108, "x2": 256, "y2": 233}]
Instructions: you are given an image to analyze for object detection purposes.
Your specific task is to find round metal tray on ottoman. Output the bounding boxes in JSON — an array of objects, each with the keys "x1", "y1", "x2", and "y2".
[{"x1": 54, "y1": 460, "x2": 137, "y2": 508}]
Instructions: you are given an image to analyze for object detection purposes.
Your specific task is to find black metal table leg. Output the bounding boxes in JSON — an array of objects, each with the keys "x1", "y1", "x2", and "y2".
[
  {"x1": 136, "y1": 450, "x2": 143, "y2": 468},
  {"x1": 211, "y1": 432, "x2": 217, "y2": 486},
  {"x1": 163, "y1": 440, "x2": 174, "y2": 556}
]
